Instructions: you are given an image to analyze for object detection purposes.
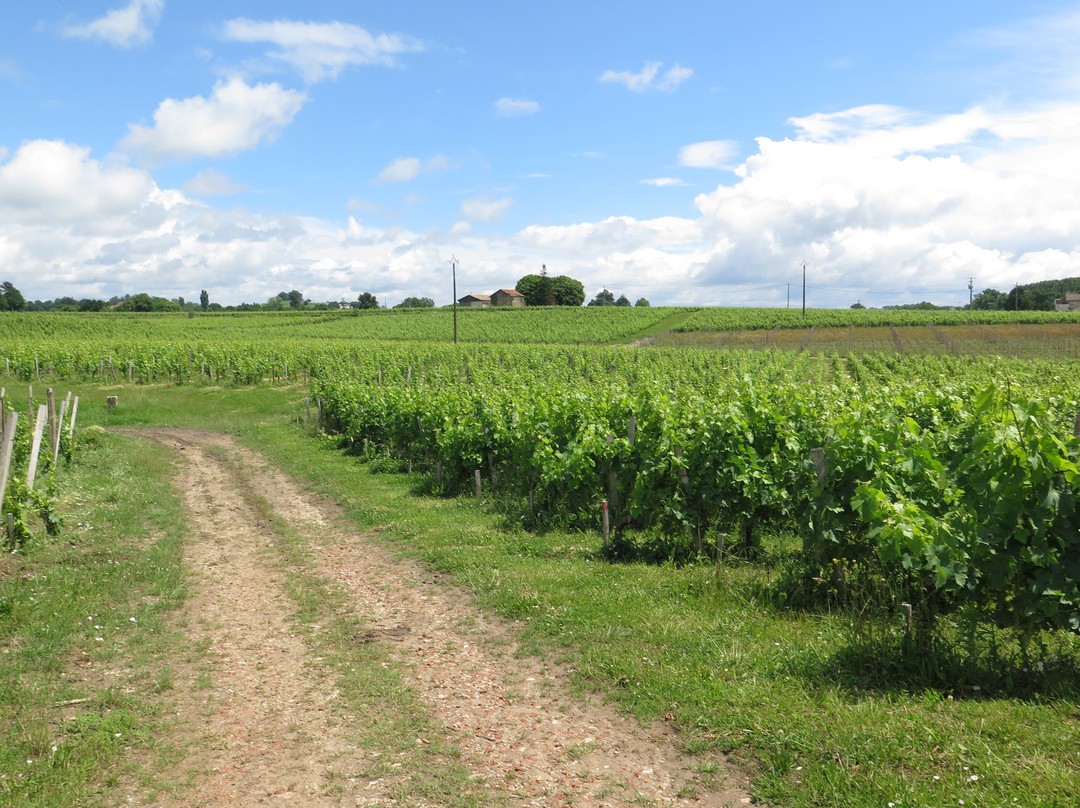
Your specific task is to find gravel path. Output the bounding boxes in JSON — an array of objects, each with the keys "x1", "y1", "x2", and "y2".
[{"x1": 125, "y1": 428, "x2": 757, "y2": 807}]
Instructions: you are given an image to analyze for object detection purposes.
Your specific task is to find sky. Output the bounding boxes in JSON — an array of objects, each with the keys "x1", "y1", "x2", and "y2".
[{"x1": 2, "y1": 1, "x2": 1080, "y2": 308}]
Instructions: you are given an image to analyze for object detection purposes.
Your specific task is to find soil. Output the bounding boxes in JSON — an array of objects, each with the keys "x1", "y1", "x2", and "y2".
[{"x1": 118, "y1": 428, "x2": 758, "y2": 807}]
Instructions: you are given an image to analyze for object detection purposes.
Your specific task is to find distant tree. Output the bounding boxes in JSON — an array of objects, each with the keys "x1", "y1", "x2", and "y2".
[
  {"x1": 287, "y1": 289, "x2": 305, "y2": 309},
  {"x1": 615, "y1": 294, "x2": 631, "y2": 307},
  {"x1": 394, "y1": 296, "x2": 435, "y2": 309},
  {"x1": 517, "y1": 271, "x2": 584, "y2": 306},
  {"x1": 1004, "y1": 286, "x2": 1034, "y2": 311},
  {"x1": 200, "y1": 289, "x2": 209, "y2": 311},
  {"x1": 634, "y1": 297, "x2": 650, "y2": 307},
  {"x1": 850, "y1": 301, "x2": 866, "y2": 309},
  {"x1": 356, "y1": 292, "x2": 380, "y2": 309},
  {"x1": 970, "y1": 288, "x2": 1006, "y2": 310},
  {"x1": 264, "y1": 295, "x2": 289, "y2": 311},
  {"x1": 0, "y1": 281, "x2": 26, "y2": 311},
  {"x1": 550, "y1": 275, "x2": 585, "y2": 306},
  {"x1": 78, "y1": 298, "x2": 107, "y2": 312},
  {"x1": 588, "y1": 288, "x2": 616, "y2": 307}
]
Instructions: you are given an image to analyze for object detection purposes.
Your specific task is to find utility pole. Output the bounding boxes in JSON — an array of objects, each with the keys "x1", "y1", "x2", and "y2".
[
  {"x1": 450, "y1": 255, "x2": 458, "y2": 344},
  {"x1": 801, "y1": 261, "x2": 807, "y2": 318},
  {"x1": 786, "y1": 283, "x2": 790, "y2": 308},
  {"x1": 968, "y1": 277, "x2": 974, "y2": 306}
]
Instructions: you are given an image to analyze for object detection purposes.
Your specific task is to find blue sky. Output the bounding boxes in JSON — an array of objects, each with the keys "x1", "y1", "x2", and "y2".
[{"x1": 1, "y1": 1, "x2": 1079, "y2": 307}]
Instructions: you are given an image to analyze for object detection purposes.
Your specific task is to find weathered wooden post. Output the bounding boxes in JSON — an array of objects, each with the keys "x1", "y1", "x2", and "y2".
[
  {"x1": 601, "y1": 499, "x2": 610, "y2": 550},
  {"x1": 0, "y1": 412, "x2": 18, "y2": 516},
  {"x1": 26, "y1": 404, "x2": 48, "y2": 490},
  {"x1": 474, "y1": 469, "x2": 482, "y2": 502}
]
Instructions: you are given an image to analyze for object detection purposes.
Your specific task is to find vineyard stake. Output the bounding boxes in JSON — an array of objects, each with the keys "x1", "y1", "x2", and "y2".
[
  {"x1": 47, "y1": 388, "x2": 56, "y2": 462},
  {"x1": 52, "y1": 397, "x2": 69, "y2": 466},
  {"x1": 474, "y1": 469, "x2": 482, "y2": 502},
  {"x1": 0, "y1": 412, "x2": 18, "y2": 513},
  {"x1": 67, "y1": 396, "x2": 79, "y2": 442},
  {"x1": 601, "y1": 499, "x2": 609, "y2": 549},
  {"x1": 26, "y1": 404, "x2": 48, "y2": 490}
]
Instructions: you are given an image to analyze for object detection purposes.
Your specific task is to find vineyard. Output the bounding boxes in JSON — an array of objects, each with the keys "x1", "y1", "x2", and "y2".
[{"x1": 3, "y1": 307, "x2": 1080, "y2": 807}]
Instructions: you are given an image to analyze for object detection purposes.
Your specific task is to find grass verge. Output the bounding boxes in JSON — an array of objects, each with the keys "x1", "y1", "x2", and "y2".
[{"x1": 0, "y1": 422, "x2": 188, "y2": 807}]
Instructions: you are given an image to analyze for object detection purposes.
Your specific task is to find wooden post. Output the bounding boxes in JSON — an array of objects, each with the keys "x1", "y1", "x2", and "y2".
[
  {"x1": 407, "y1": 459, "x2": 412, "y2": 474},
  {"x1": 26, "y1": 403, "x2": 48, "y2": 490},
  {"x1": 606, "y1": 434, "x2": 618, "y2": 511},
  {"x1": 304, "y1": 397, "x2": 311, "y2": 424},
  {"x1": 601, "y1": 499, "x2": 610, "y2": 549},
  {"x1": 52, "y1": 397, "x2": 69, "y2": 465},
  {"x1": 128, "y1": 359, "x2": 134, "y2": 384},
  {"x1": 0, "y1": 412, "x2": 18, "y2": 514},
  {"x1": 811, "y1": 447, "x2": 827, "y2": 488},
  {"x1": 67, "y1": 396, "x2": 79, "y2": 442},
  {"x1": 474, "y1": 469, "x2": 482, "y2": 502},
  {"x1": 47, "y1": 388, "x2": 56, "y2": 462}
]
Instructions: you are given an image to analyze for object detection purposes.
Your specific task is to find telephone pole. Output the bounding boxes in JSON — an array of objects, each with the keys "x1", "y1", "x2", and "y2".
[
  {"x1": 801, "y1": 261, "x2": 807, "y2": 318},
  {"x1": 968, "y1": 277, "x2": 974, "y2": 306},
  {"x1": 450, "y1": 255, "x2": 458, "y2": 344}
]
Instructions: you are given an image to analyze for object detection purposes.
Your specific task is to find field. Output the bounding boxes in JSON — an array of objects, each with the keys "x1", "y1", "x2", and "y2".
[{"x1": 1, "y1": 306, "x2": 1079, "y2": 807}]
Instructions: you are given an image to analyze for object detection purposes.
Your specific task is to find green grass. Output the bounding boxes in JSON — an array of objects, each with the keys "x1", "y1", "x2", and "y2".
[
  {"x1": 0, "y1": 417, "x2": 188, "y2": 807},
  {"x1": 4, "y1": 380, "x2": 1079, "y2": 807}
]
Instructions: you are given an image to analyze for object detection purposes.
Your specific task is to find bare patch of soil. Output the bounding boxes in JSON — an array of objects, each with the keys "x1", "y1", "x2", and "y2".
[{"x1": 122, "y1": 428, "x2": 757, "y2": 807}]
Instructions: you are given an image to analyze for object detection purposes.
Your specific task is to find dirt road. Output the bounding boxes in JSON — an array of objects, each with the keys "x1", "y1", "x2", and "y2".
[{"x1": 125, "y1": 428, "x2": 756, "y2": 807}]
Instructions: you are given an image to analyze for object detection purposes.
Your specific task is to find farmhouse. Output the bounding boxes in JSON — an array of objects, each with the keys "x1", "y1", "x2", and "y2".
[
  {"x1": 1054, "y1": 292, "x2": 1080, "y2": 312},
  {"x1": 491, "y1": 288, "x2": 526, "y2": 307},
  {"x1": 458, "y1": 293, "x2": 492, "y2": 308},
  {"x1": 458, "y1": 289, "x2": 526, "y2": 307}
]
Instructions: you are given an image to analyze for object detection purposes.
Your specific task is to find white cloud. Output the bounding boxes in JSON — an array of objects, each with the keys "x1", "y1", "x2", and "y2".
[
  {"x1": 221, "y1": 18, "x2": 423, "y2": 82},
  {"x1": 120, "y1": 77, "x2": 307, "y2": 162},
  {"x1": 374, "y1": 154, "x2": 454, "y2": 183},
  {"x1": 495, "y1": 97, "x2": 541, "y2": 116},
  {"x1": 183, "y1": 169, "x2": 248, "y2": 196},
  {"x1": 0, "y1": 139, "x2": 156, "y2": 224},
  {"x1": 62, "y1": 0, "x2": 164, "y2": 48},
  {"x1": 460, "y1": 196, "x2": 513, "y2": 222},
  {"x1": 679, "y1": 140, "x2": 740, "y2": 169},
  {"x1": 376, "y1": 157, "x2": 421, "y2": 183},
  {"x1": 599, "y1": 61, "x2": 693, "y2": 92},
  {"x1": 641, "y1": 177, "x2": 689, "y2": 187}
]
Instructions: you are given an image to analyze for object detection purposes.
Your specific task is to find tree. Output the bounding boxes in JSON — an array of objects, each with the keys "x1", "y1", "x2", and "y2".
[
  {"x1": 551, "y1": 275, "x2": 585, "y2": 306},
  {"x1": 287, "y1": 289, "x2": 305, "y2": 309},
  {"x1": 588, "y1": 288, "x2": 616, "y2": 306},
  {"x1": 850, "y1": 301, "x2": 866, "y2": 309},
  {"x1": 0, "y1": 281, "x2": 26, "y2": 311},
  {"x1": 356, "y1": 292, "x2": 380, "y2": 309},
  {"x1": 394, "y1": 296, "x2": 435, "y2": 309},
  {"x1": 634, "y1": 297, "x2": 650, "y2": 307},
  {"x1": 615, "y1": 294, "x2": 631, "y2": 307},
  {"x1": 78, "y1": 298, "x2": 107, "y2": 312},
  {"x1": 517, "y1": 271, "x2": 585, "y2": 306},
  {"x1": 200, "y1": 289, "x2": 209, "y2": 311},
  {"x1": 968, "y1": 289, "x2": 1004, "y2": 309}
]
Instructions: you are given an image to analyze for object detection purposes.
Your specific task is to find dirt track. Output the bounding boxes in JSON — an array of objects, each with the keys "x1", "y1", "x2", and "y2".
[{"x1": 123, "y1": 428, "x2": 756, "y2": 807}]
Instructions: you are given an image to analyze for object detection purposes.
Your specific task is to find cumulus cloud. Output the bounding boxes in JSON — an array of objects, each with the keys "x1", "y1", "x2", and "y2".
[
  {"x1": 61, "y1": 0, "x2": 164, "y2": 48},
  {"x1": 120, "y1": 77, "x2": 307, "y2": 162},
  {"x1": 221, "y1": 18, "x2": 423, "y2": 82},
  {"x1": 599, "y1": 61, "x2": 693, "y2": 92},
  {"x1": 678, "y1": 140, "x2": 740, "y2": 169},
  {"x1": 183, "y1": 169, "x2": 248, "y2": 196},
  {"x1": 0, "y1": 139, "x2": 156, "y2": 224},
  {"x1": 495, "y1": 97, "x2": 541, "y2": 116},
  {"x1": 460, "y1": 196, "x2": 513, "y2": 222}
]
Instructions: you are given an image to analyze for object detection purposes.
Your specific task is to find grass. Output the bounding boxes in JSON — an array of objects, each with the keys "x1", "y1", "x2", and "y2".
[
  {"x1": 0, "y1": 415, "x2": 188, "y2": 807},
  {"x1": 3, "y1": 379, "x2": 1079, "y2": 807}
]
